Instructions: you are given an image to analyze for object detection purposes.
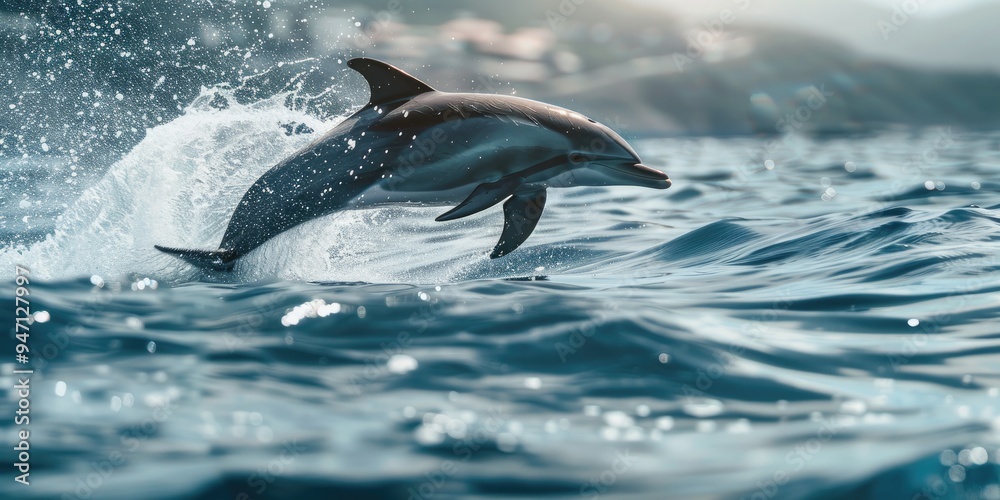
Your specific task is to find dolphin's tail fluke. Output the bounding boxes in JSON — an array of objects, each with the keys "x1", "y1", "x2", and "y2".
[{"x1": 154, "y1": 245, "x2": 240, "y2": 271}]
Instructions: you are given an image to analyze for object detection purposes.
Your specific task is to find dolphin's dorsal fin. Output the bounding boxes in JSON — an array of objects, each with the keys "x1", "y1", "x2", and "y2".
[{"x1": 347, "y1": 58, "x2": 436, "y2": 106}]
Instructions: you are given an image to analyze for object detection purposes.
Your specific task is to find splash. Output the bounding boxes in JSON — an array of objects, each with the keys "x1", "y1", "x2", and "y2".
[
  {"x1": 2, "y1": 87, "x2": 327, "y2": 281},
  {"x1": 0, "y1": 87, "x2": 521, "y2": 284}
]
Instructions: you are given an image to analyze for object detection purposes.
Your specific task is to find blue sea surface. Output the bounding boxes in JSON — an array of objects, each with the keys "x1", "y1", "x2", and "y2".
[{"x1": 2, "y1": 95, "x2": 1000, "y2": 499}]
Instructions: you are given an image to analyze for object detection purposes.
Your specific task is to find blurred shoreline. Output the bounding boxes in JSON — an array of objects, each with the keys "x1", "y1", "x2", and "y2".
[{"x1": 2, "y1": 0, "x2": 999, "y2": 163}]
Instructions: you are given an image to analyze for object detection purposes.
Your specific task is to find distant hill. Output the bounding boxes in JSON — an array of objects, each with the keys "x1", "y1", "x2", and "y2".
[
  {"x1": 651, "y1": 0, "x2": 1000, "y2": 75},
  {"x1": 527, "y1": 24, "x2": 1000, "y2": 135}
]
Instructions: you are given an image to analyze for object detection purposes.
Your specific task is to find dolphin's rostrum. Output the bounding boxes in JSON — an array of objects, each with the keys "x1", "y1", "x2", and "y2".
[{"x1": 155, "y1": 58, "x2": 671, "y2": 270}]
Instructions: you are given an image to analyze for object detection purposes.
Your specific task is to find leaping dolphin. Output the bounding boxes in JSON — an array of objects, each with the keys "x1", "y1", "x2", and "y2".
[{"x1": 155, "y1": 58, "x2": 671, "y2": 270}]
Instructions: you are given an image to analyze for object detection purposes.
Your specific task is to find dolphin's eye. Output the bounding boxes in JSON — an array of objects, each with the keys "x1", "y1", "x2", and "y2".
[{"x1": 569, "y1": 153, "x2": 587, "y2": 163}]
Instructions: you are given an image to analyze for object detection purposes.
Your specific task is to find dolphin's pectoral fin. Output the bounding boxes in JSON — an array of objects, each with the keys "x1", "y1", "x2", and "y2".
[
  {"x1": 491, "y1": 189, "x2": 547, "y2": 259},
  {"x1": 154, "y1": 245, "x2": 240, "y2": 272},
  {"x1": 435, "y1": 176, "x2": 524, "y2": 222}
]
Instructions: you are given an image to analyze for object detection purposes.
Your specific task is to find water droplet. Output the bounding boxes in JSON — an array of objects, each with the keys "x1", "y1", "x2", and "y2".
[
  {"x1": 55, "y1": 381, "x2": 66, "y2": 397},
  {"x1": 146, "y1": 341, "x2": 156, "y2": 353},
  {"x1": 696, "y1": 420, "x2": 717, "y2": 433},
  {"x1": 446, "y1": 419, "x2": 467, "y2": 439},
  {"x1": 948, "y1": 464, "x2": 966, "y2": 482},
  {"x1": 658, "y1": 353, "x2": 670, "y2": 364},
  {"x1": 844, "y1": 161, "x2": 857, "y2": 172},
  {"x1": 907, "y1": 318, "x2": 920, "y2": 327},
  {"x1": 414, "y1": 424, "x2": 444, "y2": 446},
  {"x1": 524, "y1": 377, "x2": 542, "y2": 390},
  {"x1": 496, "y1": 433, "x2": 518, "y2": 452},
  {"x1": 603, "y1": 411, "x2": 634, "y2": 428},
  {"x1": 683, "y1": 399, "x2": 724, "y2": 418},
  {"x1": 727, "y1": 418, "x2": 752, "y2": 433},
  {"x1": 33, "y1": 311, "x2": 50, "y2": 323},
  {"x1": 387, "y1": 354, "x2": 417, "y2": 374},
  {"x1": 656, "y1": 416, "x2": 674, "y2": 430},
  {"x1": 256, "y1": 426, "x2": 274, "y2": 442},
  {"x1": 970, "y1": 447, "x2": 989, "y2": 465},
  {"x1": 839, "y1": 399, "x2": 867, "y2": 415}
]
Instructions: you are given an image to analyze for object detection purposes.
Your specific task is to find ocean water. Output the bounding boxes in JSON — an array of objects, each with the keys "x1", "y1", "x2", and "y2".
[{"x1": 2, "y1": 91, "x2": 1000, "y2": 500}]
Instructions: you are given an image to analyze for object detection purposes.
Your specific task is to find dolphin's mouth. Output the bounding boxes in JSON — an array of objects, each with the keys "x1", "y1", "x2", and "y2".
[{"x1": 604, "y1": 163, "x2": 672, "y2": 189}]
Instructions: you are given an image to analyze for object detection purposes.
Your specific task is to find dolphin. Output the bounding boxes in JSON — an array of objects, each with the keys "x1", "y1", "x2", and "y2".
[{"x1": 155, "y1": 58, "x2": 671, "y2": 270}]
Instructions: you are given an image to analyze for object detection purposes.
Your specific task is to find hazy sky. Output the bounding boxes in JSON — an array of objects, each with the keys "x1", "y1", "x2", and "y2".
[
  {"x1": 861, "y1": 0, "x2": 991, "y2": 15},
  {"x1": 637, "y1": 0, "x2": 995, "y2": 19},
  {"x1": 631, "y1": 0, "x2": 1000, "y2": 73}
]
